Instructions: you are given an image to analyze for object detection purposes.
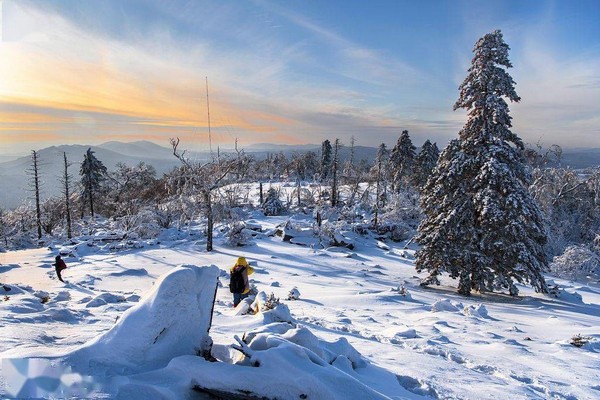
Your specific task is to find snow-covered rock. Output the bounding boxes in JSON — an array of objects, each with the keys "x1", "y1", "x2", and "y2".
[
  {"x1": 141, "y1": 323, "x2": 392, "y2": 400},
  {"x1": 68, "y1": 265, "x2": 219, "y2": 374}
]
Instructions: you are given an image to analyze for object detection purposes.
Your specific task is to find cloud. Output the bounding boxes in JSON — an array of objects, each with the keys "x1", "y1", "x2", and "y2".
[
  {"x1": 509, "y1": 25, "x2": 600, "y2": 147},
  {"x1": 1, "y1": 1, "x2": 439, "y2": 154},
  {"x1": 4, "y1": 1, "x2": 596, "y2": 155}
]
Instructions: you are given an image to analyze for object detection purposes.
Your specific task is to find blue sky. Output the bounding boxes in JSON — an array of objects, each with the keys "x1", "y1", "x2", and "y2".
[{"x1": 1, "y1": 0, "x2": 599, "y2": 154}]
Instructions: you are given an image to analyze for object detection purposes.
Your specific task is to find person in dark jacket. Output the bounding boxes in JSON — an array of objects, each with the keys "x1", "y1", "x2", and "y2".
[
  {"x1": 53, "y1": 255, "x2": 67, "y2": 283},
  {"x1": 229, "y1": 256, "x2": 254, "y2": 307}
]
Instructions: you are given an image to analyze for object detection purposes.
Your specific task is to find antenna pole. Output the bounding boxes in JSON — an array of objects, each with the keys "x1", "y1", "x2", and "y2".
[{"x1": 206, "y1": 76, "x2": 213, "y2": 156}]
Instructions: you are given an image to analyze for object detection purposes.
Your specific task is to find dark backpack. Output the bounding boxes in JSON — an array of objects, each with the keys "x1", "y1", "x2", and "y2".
[{"x1": 229, "y1": 266, "x2": 246, "y2": 294}]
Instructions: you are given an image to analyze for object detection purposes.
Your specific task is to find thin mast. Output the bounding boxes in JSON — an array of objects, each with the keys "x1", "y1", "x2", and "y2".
[{"x1": 205, "y1": 76, "x2": 213, "y2": 156}]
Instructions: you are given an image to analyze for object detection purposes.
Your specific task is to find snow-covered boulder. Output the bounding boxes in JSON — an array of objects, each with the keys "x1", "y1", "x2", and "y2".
[
  {"x1": 145, "y1": 323, "x2": 392, "y2": 400},
  {"x1": 287, "y1": 287, "x2": 300, "y2": 300},
  {"x1": 69, "y1": 264, "x2": 219, "y2": 374}
]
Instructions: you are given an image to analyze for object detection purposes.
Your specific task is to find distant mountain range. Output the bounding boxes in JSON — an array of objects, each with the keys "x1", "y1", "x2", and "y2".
[{"x1": 0, "y1": 141, "x2": 598, "y2": 210}]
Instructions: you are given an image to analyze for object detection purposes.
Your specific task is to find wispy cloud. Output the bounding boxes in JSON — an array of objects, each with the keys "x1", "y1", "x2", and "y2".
[
  {"x1": 3, "y1": 1, "x2": 597, "y2": 155},
  {"x1": 1, "y1": 1, "x2": 439, "y2": 153}
]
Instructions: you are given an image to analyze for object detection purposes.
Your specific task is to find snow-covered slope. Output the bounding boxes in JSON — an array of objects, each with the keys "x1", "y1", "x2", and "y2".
[{"x1": 1, "y1": 219, "x2": 599, "y2": 399}]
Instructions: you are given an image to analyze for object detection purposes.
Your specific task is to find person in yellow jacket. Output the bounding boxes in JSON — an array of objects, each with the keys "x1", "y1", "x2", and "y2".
[{"x1": 229, "y1": 256, "x2": 254, "y2": 307}]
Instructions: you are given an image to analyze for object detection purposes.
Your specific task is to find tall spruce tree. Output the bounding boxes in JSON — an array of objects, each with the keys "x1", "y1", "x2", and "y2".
[
  {"x1": 331, "y1": 138, "x2": 340, "y2": 207},
  {"x1": 371, "y1": 143, "x2": 388, "y2": 228},
  {"x1": 320, "y1": 139, "x2": 332, "y2": 181},
  {"x1": 80, "y1": 148, "x2": 107, "y2": 217},
  {"x1": 415, "y1": 30, "x2": 548, "y2": 296},
  {"x1": 389, "y1": 130, "x2": 416, "y2": 192},
  {"x1": 412, "y1": 140, "x2": 440, "y2": 188}
]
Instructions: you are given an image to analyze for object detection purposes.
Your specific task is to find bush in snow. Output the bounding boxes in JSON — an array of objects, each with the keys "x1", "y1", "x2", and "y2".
[
  {"x1": 115, "y1": 209, "x2": 162, "y2": 239},
  {"x1": 392, "y1": 283, "x2": 411, "y2": 298},
  {"x1": 262, "y1": 187, "x2": 285, "y2": 216},
  {"x1": 550, "y1": 245, "x2": 600, "y2": 280},
  {"x1": 375, "y1": 220, "x2": 413, "y2": 242},
  {"x1": 251, "y1": 291, "x2": 281, "y2": 312},
  {"x1": 225, "y1": 221, "x2": 252, "y2": 247},
  {"x1": 570, "y1": 334, "x2": 592, "y2": 348}
]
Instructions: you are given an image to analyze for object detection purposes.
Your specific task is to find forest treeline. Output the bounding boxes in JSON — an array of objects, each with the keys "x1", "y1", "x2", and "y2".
[{"x1": 2, "y1": 132, "x2": 597, "y2": 276}]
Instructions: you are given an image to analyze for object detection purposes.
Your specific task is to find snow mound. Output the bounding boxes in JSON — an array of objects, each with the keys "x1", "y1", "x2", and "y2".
[
  {"x1": 380, "y1": 326, "x2": 418, "y2": 342},
  {"x1": 1, "y1": 283, "x2": 24, "y2": 295},
  {"x1": 431, "y1": 298, "x2": 463, "y2": 312},
  {"x1": 287, "y1": 287, "x2": 300, "y2": 300},
  {"x1": 85, "y1": 292, "x2": 126, "y2": 308},
  {"x1": 158, "y1": 323, "x2": 391, "y2": 400},
  {"x1": 108, "y1": 268, "x2": 148, "y2": 277},
  {"x1": 69, "y1": 264, "x2": 219, "y2": 374},
  {"x1": 549, "y1": 286, "x2": 584, "y2": 303},
  {"x1": 463, "y1": 304, "x2": 489, "y2": 318},
  {"x1": 53, "y1": 291, "x2": 71, "y2": 302}
]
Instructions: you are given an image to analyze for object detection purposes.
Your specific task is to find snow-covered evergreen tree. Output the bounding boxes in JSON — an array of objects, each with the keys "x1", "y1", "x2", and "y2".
[
  {"x1": 389, "y1": 130, "x2": 416, "y2": 192},
  {"x1": 416, "y1": 30, "x2": 548, "y2": 296},
  {"x1": 262, "y1": 187, "x2": 284, "y2": 216},
  {"x1": 80, "y1": 148, "x2": 107, "y2": 217},
  {"x1": 412, "y1": 140, "x2": 440, "y2": 189},
  {"x1": 370, "y1": 143, "x2": 388, "y2": 228},
  {"x1": 320, "y1": 140, "x2": 332, "y2": 181}
]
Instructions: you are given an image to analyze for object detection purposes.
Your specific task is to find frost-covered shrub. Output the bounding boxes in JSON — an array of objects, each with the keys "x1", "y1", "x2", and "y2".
[
  {"x1": 226, "y1": 222, "x2": 252, "y2": 247},
  {"x1": 262, "y1": 188, "x2": 285, "y2": 216},
  {"x1": 381, "y1": 192, "x2": 421, "y2": 224},
  {"x1": 375, "y1": 221, "x2": 413, "y2": 242},
  {"x1": 570, "y1": 334, "x2": 592, "y2": 348},
  {"x1": 314, "y1": 221, "x2": 354, "y2": 249},
  {"x1": 154, "y1": 207, "x2": 176, "y2": 229},
  {"x1": 550, "y1": 245, "x2": 600, "y2": 280},
  {"x1": 124, "y1": 210, "x2": 162, "y2": 239},
  {"x1": 252, "y1": 291, "x2": 281, "y2": 312}
]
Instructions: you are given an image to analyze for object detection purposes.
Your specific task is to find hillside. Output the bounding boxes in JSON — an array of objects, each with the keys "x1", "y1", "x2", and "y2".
[
  {"x1": 0, "y1": 214, "x2": 598, "y2": 399},
  {"x1": 0, "y1": 142, "x2": 181, "y2": 210}
]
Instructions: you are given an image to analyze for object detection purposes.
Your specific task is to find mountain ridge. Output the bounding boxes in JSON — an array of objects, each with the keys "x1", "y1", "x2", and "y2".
[{"x1": 1, "y1": 141, "x2": 598, "y2": 210}]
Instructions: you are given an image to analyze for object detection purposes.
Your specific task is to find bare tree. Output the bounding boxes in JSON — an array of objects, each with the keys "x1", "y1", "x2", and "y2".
[
  {"x1": 170, "y1": 138, "x2": 237, "y2": 251},
  {"x1": 62, "y1": 152, "x2": 73, "y2": 238},
  {"x1": 331, "y1": 139, "x2": 340, "y2": 207},
  {"x1": 28, "y1": 150, "x2": 43, "y2": 240}
]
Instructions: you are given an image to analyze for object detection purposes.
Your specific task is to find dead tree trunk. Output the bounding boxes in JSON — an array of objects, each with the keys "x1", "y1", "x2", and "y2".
[
  {"x1": 331, "y1": 139, "x2": 340, "y2": 207},
  {"x1": 63, "y1": 152, "x2": 73, "y2": 239},
  {"x1": 31, "y1": 150, "x2": 42, "y2": 240}
]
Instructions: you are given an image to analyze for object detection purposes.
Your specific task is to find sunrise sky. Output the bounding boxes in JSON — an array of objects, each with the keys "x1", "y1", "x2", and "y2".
[{"x1": 1, "y1": 0, "x2": 599, "y2": 155}]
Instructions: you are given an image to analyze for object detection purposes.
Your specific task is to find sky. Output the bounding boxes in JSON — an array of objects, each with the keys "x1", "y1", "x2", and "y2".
[{"x1": 0, "y1": 0, "x2": 599, "y2": 155}]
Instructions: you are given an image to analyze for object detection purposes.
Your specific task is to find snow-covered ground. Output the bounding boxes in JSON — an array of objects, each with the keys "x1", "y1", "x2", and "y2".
[{"x1": 1, "y1": 214, "x2": 599, "y2": 399}]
